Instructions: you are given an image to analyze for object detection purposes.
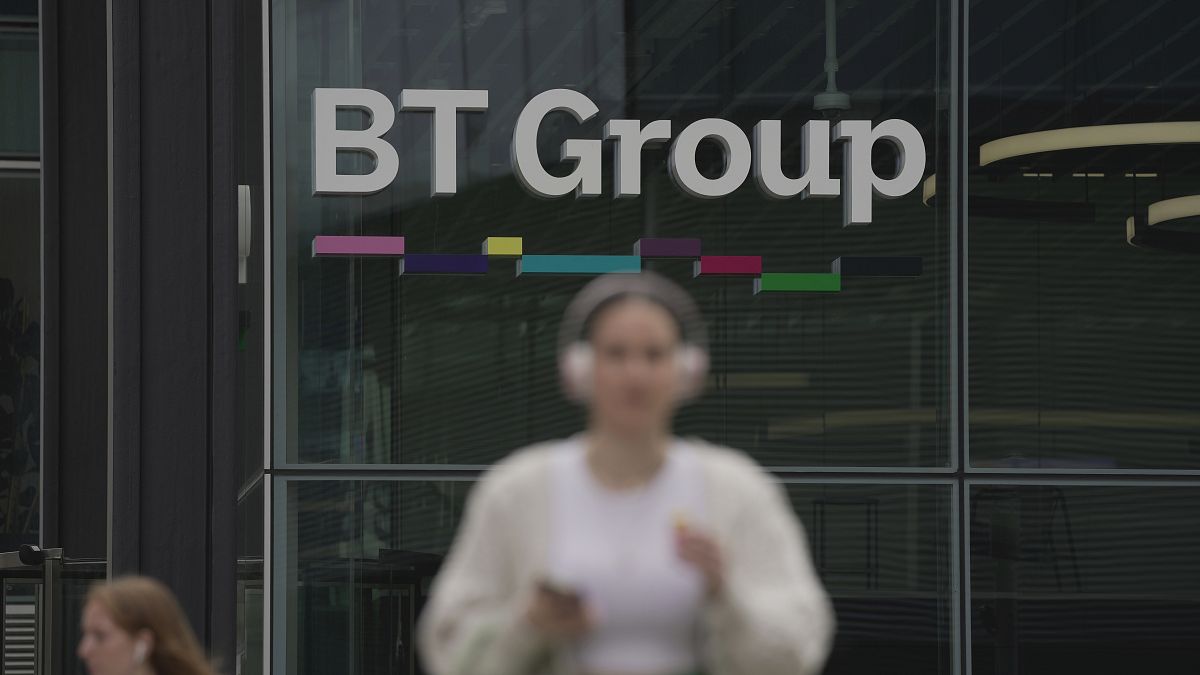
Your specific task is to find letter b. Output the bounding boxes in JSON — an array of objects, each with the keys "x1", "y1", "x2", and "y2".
[{"x1": 312, "y1": 88, "x2": 400, "y2": 195}]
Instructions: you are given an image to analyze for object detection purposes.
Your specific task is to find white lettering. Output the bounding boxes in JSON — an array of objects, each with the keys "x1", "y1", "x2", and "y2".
[
  {"x1": 312, "y1": 88, "x2": 399, "y2": 195},
  {"x1": 309, "y1": 87, "x2": 928, "y2": 225},
  {"x1": 398, "y1": 89, "x2": 489, "y2": 197},
  {"x1": 752, "y1": 120, "x2": 840, "y2": 200},
  {"x1": 511, "y1": 89, "x2": 602, "y2": 198},
  {"x1": 833, "y1": 119, "x2": 925, "y2": 226},
  {"x1": 668, "y1": 119, "x2": 752, "y2": 199},
  {"x1": 604, "y1": 119, "x2": 671, "y2": 198}
]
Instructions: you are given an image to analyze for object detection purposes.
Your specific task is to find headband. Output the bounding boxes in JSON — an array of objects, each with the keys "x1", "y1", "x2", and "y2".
[{"x1": 556, "y1": 271, "x2": 709, "y2": 354}]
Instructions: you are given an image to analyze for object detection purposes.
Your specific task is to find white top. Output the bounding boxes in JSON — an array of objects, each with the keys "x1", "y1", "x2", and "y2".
[
  {"x1": 548, "y1": 439, "x2": 707, "y2": 674},
  {"x1": 417, "y1": 437, "x2": 835, "y2": 675}
]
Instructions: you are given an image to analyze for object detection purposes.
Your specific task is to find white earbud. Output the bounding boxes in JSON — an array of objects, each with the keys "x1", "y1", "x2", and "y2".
[{"x1": 132, "y1": 640, "x2": 148, "y2": 665}]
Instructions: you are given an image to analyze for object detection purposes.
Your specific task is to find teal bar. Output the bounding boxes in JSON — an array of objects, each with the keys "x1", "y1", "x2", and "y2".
[
  {"x1": 517, "y1": 255, "x2": 642, "y2": 276},
  {"x1": 753, "y1": 273, "x2": 842, "y2": 294}
]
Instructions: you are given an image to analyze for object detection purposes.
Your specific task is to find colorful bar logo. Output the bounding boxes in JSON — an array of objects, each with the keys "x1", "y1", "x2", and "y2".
[{"x1": 312, "y1": 235, "x2": 921, "y2": 294}]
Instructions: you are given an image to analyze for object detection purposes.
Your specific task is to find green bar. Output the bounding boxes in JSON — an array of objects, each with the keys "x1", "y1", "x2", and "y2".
[{"x1": 754, "y1": 273, "x2": 841, "y2": 293}]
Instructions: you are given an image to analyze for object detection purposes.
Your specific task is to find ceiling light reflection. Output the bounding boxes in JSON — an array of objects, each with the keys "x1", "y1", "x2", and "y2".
[
  {"x1": 979, "y1": 121, "x2": 1200, "y2": 166},
  {"x1": 1148, "y1": 195, "x2": 1200, "y2": 226}
]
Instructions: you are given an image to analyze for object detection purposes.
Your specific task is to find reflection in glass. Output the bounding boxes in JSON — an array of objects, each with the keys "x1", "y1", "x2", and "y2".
[
  {"x1": 787, "y1": 483, "x2": 953, "y2": 675},
  {"x1": 279, "y1": 479, "x2": 471, "y2": 675},
  {"x1": 1, "y1": 11, "x2": 40, "y2": 553},
  {"x1": 970, "y1": 484, "x2": 1200, "y2": 674},
  {"x1": 278, "y1": 478, "x2": 952, "y2": 675},
  {"x1": 0, "y1": 29, "x2": 39, "y2": 156},
  {"x1": 967, "y1": 0, "x2": 1200, "y2": 469},
  {"x1": 0, "y1": 127, "x2": 41, "y2": 553},
  {"x1": 60, "y1": 561, "x2": 109, "y2": 675},
  {"x1": 237, "y1": 479, "x2": 264, "y2": 675}
]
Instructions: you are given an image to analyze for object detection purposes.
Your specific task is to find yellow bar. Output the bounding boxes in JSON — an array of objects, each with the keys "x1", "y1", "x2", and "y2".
[{"x1": 483, "y1": 237, "x2": 523, "y2": 256}]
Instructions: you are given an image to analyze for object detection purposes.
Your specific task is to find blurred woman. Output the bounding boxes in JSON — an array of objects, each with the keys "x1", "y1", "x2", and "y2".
[
  {"x1": 78, "y1": 576, "x2": 217, "y2": 675},
  {"x1": 419, "y1": 271, "x2": 834, "y2": 675}
]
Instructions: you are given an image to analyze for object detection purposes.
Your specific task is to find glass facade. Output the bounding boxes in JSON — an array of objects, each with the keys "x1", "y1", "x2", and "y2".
[
  {"x1": 967, "y1": 1, "x2": 1200, "y2": 471},
  {"x1": 265, "y1": 1, "x2": 1200, "y2": 674},
  {"x1": 277, "y1": 478, "x2": 469, "y2": 674},
  {"x1": 271, "y1": 0, "x2": 953, "y2": 470},
  {"x1": 0, "y1": 2, "x2": 40, "y2": 553},
  {"x1": 968, "y1": 483, "x2": 1200, "y2": 674}
]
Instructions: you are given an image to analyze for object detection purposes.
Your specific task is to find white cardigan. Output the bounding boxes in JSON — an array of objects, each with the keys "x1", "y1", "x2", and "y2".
[{"x1": 417, "y1": 437, "x2": 836, "y2": 675}]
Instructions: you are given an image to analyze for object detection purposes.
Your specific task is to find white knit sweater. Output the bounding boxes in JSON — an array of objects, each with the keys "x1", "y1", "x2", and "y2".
[{"x1": 417, "y1": 437, "x2": 836, "y2": 675}]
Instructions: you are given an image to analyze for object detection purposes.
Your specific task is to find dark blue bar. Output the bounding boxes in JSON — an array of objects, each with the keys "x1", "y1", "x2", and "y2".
[
  {"x1": 399, "y1": 254, "x2": 489, "y2": 275},
  {"x1": 832, "y1": 256, "x2": 923, "y2": 277}
]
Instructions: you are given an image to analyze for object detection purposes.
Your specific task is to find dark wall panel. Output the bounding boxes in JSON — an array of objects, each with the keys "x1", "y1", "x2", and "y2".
[
  {"x1": 40, "y1": 0, "x2": 109, "y2": 561},
  {"x1": 37, "y1": 0, "x2": 242, "y2": 662},
  {"x1": 107, "y1": 0, "x2": 240, "y2": 661}
]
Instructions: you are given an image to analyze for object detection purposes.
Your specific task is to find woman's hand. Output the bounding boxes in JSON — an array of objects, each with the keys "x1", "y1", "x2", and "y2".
[
  {"x1": 524, "y1": 582, "x2": 593, "y2": 642},
  {"x1": 676, "y1": 526, "x2": 725, "y2": 597}
]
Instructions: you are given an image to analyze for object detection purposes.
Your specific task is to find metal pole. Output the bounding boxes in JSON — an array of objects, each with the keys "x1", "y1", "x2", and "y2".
[{"x1": 39, "y1": 549, "x2": 63, "y2": 675}]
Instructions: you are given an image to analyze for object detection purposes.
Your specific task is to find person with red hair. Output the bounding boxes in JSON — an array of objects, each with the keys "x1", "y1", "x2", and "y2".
[{"x1": 77, "y1": 576, "x2": 218, "y2": 675}]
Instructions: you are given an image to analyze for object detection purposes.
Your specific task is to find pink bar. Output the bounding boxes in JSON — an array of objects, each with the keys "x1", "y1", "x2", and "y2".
[
  {"x1": 312, "y1": 235, "x2": 406, "y2": 257},
  {"x1": 694, "y1": 255, "x2": 762, "y2": 276}
]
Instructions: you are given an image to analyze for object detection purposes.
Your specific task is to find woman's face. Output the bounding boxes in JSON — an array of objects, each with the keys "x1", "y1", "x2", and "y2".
[
  {"x1": 587, "y1": 298, "x2": 684, "y2": 435},
  {"x1": 78, "y1": 601, "x2": 143, "y2": 675}
]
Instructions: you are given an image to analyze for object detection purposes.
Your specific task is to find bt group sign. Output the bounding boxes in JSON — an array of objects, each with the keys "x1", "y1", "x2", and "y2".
[{"x1": 312, "y1": 88, "x2": 926, "y2": 227}]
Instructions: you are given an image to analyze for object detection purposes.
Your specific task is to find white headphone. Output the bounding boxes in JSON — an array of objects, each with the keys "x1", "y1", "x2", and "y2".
[
  {"x1": 560, "y1": 341, "x2": 709, "y2": 401},
  {"x1": 132, "y1": 640, "x2": 149, "y2": 665},
  {"x1": 557, "y1": 272, "x2": 710, "y2": 403}
]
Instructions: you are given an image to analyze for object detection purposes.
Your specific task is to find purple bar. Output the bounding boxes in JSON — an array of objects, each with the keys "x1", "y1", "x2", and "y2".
[
  {"x1": 399, "y1": 254, "x2": 489, "y2": 275},
  {"x1": 633, "y1": 237, "x2": 702, "y2": 258},
  {"x1": 312, "y1": 235, "x2": 406, "y2": 257}
]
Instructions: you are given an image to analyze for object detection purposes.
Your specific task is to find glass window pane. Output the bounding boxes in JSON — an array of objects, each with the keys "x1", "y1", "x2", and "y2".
[
  {"x1": 967, "y1": 1, "x2": 1200, "y2": 469},
  {"x1": 276, "y1": 478, "x2": 952, "y2": 675},
  {"x1": 785, "y1": 483, "x2": 954, "y2": 675},
  {"x1": 59, "y1": 560, "x2": 108, "y2": 675},
  {"x1": 0, "y1": 172, "x2": 39, "y2": 549},
  {"x1": 0, "y1": 2, "x2": 37, "y2": 20},
  {"x1": 969, "y1": 484, "x2": 1200, "y2": 674},
  {"x1": 237, "y1": 479, "x2": 265, "y2": 675},
  {"x1": 277, "y1": 478, "x2": 472, "y2": 675},
  {"x1": 0, "y1": 30, "x2": 38, "y2": 156},
  {"x1": 274, "y1": 0, "x2": 952, "y2": 467}
]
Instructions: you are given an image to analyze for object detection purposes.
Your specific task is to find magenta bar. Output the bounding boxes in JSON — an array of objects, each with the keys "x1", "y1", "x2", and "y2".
[
  {"x1": 633, "y1": 238, "x2": 702, "y2": 258},
  {"x1": 693, "y1": 255, "x2": 762, "y2": 276},
  {"x1": 312, "y1": 235, "x2": 406, "y2": 257}
]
